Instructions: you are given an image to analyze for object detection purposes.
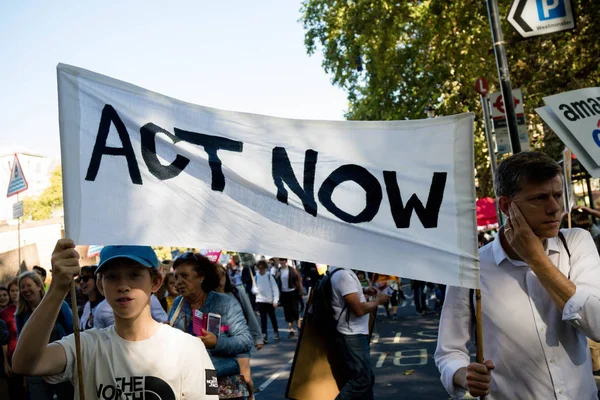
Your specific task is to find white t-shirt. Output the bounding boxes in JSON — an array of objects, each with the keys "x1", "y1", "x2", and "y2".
[
  {"x1": 330, "y1": 268, "x2": 369, "y2": 335},
  {"x1": 79, "y1": 301, "x2": 94, "y2": 331},
  {"x1": 46, "y1": 324, "x2": 219, "y2": 400},
  {"x1": 255, "y1": 272, "x2": 279, "y2": 304},
  {"x1": 280, "y1": 268, "x2": 293, "y2": 292}
]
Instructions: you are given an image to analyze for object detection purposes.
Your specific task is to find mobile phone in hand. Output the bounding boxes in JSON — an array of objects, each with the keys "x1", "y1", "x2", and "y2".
[
  {"x1": 382, "y1": 286, "x2": 394, "y2": 296},
  {"x1": 207, "y1": 313, "x2": 221, "y2": 336},
  {"x1": 193, "y1": 310, "x2": 206, "y2": 336}
]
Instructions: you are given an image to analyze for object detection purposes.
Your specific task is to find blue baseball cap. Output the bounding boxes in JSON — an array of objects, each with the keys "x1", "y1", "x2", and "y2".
[{"x1": 96, "y1": 245, "x2": 159, "y2": 274}]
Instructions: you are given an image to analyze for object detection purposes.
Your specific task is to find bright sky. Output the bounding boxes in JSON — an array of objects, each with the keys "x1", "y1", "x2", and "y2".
[{"x1": 0, "y1": 1, "x2": 348, "y2": 157}]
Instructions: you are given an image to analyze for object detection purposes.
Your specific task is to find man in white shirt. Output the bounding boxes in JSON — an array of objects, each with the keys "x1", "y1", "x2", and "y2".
[
  {"x1": 329, "y1": 267, "x2": 388, "y2": 400},
  {"x1": 435, "y1": 152, "x2": 600, "y2": 399},
  {"x1": 255, "y1": 260, "x2": 280, "y2": 342}
]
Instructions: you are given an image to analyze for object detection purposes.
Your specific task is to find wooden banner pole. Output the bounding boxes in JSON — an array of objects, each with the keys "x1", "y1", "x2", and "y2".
[
  {"x1": 69, "y1": 280, "x2": 86, "y2": 400},
  {"x1": 475, "y1": 289, "x2": 486, "y2": 400},
  {"x1": 63, "y1": 223, "x2": 85, "y2": 399}
]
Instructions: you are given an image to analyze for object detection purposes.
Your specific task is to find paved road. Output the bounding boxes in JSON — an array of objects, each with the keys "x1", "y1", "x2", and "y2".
[
  {"x1": 250, "y1": 285, "x2": 600, "y2": 399},
  {"x1": 251, "y1": 283, "x2": 455, "y2": 400}
]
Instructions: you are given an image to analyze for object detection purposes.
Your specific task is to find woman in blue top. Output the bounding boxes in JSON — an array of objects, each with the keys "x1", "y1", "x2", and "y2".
[
  {"x1": 168, "y1": 253, "x2": 253, "y2": 377},
  {"x1": 15, "y1": 271, "x2": 74, "y2": 400},
  {"x1": 216, "y1": 264, "x2": 264, "y2": 399}
]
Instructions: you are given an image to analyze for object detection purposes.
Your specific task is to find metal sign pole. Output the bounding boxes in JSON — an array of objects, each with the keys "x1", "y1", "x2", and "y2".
[
  {"x1": 17, "y1": 193, "x2": 21, "y2": 269},
  {"x1": 480, "y1": 94, "x2": 503, "y2": 227},
  {"x1": 486, "y1": 0, "x2": 521, "y2": 154}
]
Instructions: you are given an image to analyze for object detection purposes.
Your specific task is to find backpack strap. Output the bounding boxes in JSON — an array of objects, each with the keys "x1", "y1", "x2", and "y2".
[
  {"x1": 169, "y1": 297, "x2": 184, "y2": 327},
  {"x1": 558, "y1": 231, "x2": 571, "y2": 279},
  {"x1": 268, "y1": 273, "x2": 277, "y2": 300},
  {"x1": 329, "y1": 269, "x2": 348, "y2": 326}
]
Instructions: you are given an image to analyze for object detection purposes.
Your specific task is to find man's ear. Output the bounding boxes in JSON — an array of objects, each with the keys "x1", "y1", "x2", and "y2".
[
  {"x1": 97, "y1": 277, "x2": 106, "y2": 297},
  {"x1": 498, "y1": 196, "x2": 510, "y2": 217}
]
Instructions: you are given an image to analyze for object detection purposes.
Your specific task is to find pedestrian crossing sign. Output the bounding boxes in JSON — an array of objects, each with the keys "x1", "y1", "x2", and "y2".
[{"x1": 6, "y1": 154, "x2": 28, "y2": 197}]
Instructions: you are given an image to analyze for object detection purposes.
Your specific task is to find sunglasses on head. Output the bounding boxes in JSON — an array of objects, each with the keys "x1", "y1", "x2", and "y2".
[
  {"x1": 176, "y1": 252, "x2": 201, "y2": 262},
  {"x1": 75, "y1": 276, "x2": 93, "y2": 283}
]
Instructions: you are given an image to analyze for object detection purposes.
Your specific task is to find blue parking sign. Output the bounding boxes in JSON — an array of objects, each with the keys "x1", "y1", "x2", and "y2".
[{"x1": 536, "y1": 0, "x2": 566, "y2": 21}]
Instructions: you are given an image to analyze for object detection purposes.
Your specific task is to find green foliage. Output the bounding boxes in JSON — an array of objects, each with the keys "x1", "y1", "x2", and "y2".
[
  {"x1": 301, "y1": 0, "x2": 600, "y2": 197},
  {"x1": 152, "y1": 246, "x2": 193, "y2": 261},
  {"x1": 23, "y1": 166, "x2": 63, "y2": 220}
]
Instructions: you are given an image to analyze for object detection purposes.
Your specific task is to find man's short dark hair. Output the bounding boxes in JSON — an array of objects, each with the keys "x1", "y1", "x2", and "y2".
[
  {"x1": 494, "y1": 151, "x2": 562, "y2": 198},
  {"x1": 32, "y1": 266, "x2": 47, "y2": 278}
]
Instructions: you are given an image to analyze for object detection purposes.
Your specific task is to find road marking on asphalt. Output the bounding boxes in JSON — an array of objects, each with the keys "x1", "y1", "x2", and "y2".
[
  {"x1": 375, "y1": 352, "x2": 388, "y2": 368},
  {"x1": 393, "y1": 349, "x2": 428, "y2": 366},
  {"x1": 393, "y1": 332, "x2": 402, "y2": 344},
  {"x1": 256, "y1": 358, "x2": 294, "y2": 395},
  {"x1": 371, "y1": 332, "x2": 380, "y2": 343}
]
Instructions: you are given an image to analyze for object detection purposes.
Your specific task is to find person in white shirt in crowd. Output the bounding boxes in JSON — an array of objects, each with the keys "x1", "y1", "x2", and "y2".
[
  {"x1": 329, "y1": 267, "x2": 388, "y2": 399},
  {"x1": 12, "y1": 240, "x2": 218, "y2": 400},
  {"x1": 269, "y1": 258, "x2": 278, "y2": 278},
  {"x1": 77, "y1": 265, "x2": 104, "y2": 331},
  {"x1": 435, "y1": 151, "x2": 600, "y2": 400},
  {"x1": 94, "y1": 290, "x2": 168, "y2": 328},
  {"x1": 254, "y1": 260, "x2": 280, "y2": 342},
  {"x1": 275, "y1": 258, "x2": 303, "y2": 338}
]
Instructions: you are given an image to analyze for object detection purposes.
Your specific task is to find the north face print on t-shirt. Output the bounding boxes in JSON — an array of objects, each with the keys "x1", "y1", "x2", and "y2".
[
  {"x1": 205, "y1": 370, "x2": 218, "y2": 396},
  {"x1": 96, "y1": 376, "x2": 175, "y2": 400}
]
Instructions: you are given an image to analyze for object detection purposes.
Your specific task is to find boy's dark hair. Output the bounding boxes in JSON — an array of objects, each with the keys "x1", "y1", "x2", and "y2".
[
  {"x1": 32, "y1": 266, "x2": 47, "y2": 278},
  {"x1": 256, "y1": 260, "x2": 268, "y2": 269},
  {"x1": 494, "y1": 151, "x2": 562, "y2": 198},
  {"x1": 172, "y1": 253, "x2": 220, "y2": 293}
]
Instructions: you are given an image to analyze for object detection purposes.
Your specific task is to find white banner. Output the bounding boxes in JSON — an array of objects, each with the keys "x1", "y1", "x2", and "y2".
[
  {"x1": 562, "y1": 148, "x2": 575, "y2": 212},
  {"x1": 537, "y1": 87, "x2": 600, "y2": 178},
  {"x1": 57, "y1": 64, "x2": 479, "y2": 288}
]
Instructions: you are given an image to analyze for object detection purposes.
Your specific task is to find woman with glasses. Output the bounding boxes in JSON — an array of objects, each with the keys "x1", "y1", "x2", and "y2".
[
  {"x1": 77, "y1": 266, "x2": 105, "y2": 331},
  {"x1": 216, "y1": 264, "x2": 263, "y2": 399},
  {"x1": 168, "y1": 252, "x2": 253, "y2": 378}
]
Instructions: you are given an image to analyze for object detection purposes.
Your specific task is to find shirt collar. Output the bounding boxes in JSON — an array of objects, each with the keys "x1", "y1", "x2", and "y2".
[{"x1": 492, "y1": 231, "x2": 561, "y2": 266}]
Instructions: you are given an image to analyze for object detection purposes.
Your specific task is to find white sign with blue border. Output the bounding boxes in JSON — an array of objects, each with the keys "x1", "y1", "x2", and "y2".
[
  {"x1": 6, "y1": 154, "x2": 29, "y2": 197},
  {"x1": 508, "y1": 0, "x2": 575, "y2": 38}
]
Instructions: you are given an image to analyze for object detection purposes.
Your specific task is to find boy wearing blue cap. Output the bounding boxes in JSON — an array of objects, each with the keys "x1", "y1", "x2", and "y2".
[{"x1": 13, "y1": 239, "x2": 219, "y2": 400}]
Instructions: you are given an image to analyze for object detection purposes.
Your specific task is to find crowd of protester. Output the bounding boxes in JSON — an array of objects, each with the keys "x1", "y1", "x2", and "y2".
[
  {"x1": 0, "y1": 250, "x2": 333, "y2": 400},
  {"x1": 3, "y1": 150, "x2": 599, "y2": 400}
]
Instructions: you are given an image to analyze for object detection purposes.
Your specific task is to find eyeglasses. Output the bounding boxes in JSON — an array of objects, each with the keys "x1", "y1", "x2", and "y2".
[{"x1": 75, "y1": 276, "x2": 93, "y2": 283}]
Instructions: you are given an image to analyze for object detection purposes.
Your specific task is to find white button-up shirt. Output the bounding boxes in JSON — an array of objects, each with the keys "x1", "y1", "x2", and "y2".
[{"x1": 435, "y1": 228, "x2": 600, "y2": 400}]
